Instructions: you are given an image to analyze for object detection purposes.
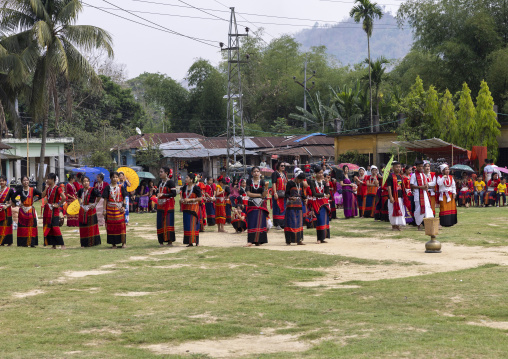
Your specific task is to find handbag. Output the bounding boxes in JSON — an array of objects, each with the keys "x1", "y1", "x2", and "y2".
[{"x1": 276, "y1": 190, "x2": 285, "y2": 198}]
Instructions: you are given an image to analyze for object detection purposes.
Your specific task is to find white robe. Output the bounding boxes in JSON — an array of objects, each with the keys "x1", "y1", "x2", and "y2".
[
  {"x1": 410, "y1": 173, "x2": 434, "y2": 226},
  {"x1": 388, "y1": 198, "x2": 406, "y2": 226}
]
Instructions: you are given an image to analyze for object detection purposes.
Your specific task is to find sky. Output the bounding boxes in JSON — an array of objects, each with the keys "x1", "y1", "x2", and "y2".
[{"x1": 79, "y1": 0, "x2": 403, "y2": 81}]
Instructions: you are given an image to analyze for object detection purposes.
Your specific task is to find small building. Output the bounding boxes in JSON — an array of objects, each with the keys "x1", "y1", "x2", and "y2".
[
  {"x1": 2, "y1": 137, "x2": 73, "y2": 182},
  {"x1": 335, "y1": 132, "x2": 398, "y2": 166},
  {"x1": 112, "y1": 133, "x2": 204, "y2": 167}
]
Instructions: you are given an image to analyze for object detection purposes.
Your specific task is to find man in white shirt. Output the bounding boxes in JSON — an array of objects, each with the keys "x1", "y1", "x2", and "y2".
[{"x1": 410, "y1": 159, "x2": 434, "y2": 230}]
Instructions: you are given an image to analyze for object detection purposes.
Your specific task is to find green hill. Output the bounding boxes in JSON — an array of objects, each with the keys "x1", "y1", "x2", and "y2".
[{"x1": 293, "y1": 12, "x2": 413, "y2": 65}]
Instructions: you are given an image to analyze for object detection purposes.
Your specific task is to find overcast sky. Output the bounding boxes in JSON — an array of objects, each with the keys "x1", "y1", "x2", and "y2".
[{"x1": 80, "y1": 0, "x2": 402, "y2": 81}]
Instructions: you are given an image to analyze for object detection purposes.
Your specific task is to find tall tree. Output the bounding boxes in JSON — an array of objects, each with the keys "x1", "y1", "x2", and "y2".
[
  {"x1": 0, "y1": 0, "x2": 113, "y2": 189},
  {"x1": 440, "y1": 89, "x2": 458, "y2": 144},
  {"x1": 456, "y1": 83, "x2": 477, "y2": 150},
  {"x1": 424, "y1": 85, "x2": 441, "y2": 138},
  {"x1": 350, "y1": 0, "x2": 383, "y2": 132},
  {"x1": 363, "y1": 56, "x2": 389, "y2": 117},
  {"x1": 475, "y1": 80, "x2": 501, "y2": 160}
]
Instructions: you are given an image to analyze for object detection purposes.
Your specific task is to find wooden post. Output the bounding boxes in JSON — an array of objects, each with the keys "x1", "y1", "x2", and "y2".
[
  {"x1": 397, "y1": 147, "x2": 400, "y2": 162},
  {"x1": 26, "y1": 124, "x2": 29, "y2": 178},
  {"x1": 451, "y1": 144, "x2": 454, "y2": 166},
  {"x1": 369, "y1": 152, "x2": 371, "y2": 166}
]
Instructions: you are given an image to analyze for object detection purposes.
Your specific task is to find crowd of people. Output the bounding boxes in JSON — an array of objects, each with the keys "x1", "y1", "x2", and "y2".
[{"x1": 1, "y1": 158, "x2": 502, "y2": 250}]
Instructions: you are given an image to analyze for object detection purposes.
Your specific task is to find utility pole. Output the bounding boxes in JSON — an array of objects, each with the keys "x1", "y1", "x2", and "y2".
[
  {"x1": 221, "y1": 8, "x2": 249, "y2": 178},
  {"x1": 293, "y1": 57, "x2": 316, "y2": 131}
]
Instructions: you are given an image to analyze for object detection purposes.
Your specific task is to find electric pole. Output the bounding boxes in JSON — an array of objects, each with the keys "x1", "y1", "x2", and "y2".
[
  {"x1": 293, "y1": 58, "x2": 316, "y2": 131},
  {"x1": 221, "y1": 8, "x2": 248, "y2": 178}
]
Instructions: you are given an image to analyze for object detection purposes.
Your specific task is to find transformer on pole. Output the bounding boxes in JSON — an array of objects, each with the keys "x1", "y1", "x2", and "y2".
[{"x1": 222, "y1": 7, "x2": 248, "y2": 178}]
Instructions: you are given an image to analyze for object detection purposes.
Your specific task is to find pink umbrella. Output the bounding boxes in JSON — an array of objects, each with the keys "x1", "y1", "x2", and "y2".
[{"x1": 497, "y1": 167, "x2": 508, "y2": 174}]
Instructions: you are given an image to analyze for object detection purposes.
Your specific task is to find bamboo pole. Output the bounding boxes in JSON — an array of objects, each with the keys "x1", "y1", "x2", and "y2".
[
  {"x1": 27, "y1": 124, "x2": 29, "y2": 178},
  {"x1": 451, "y1": 144, "x2": 454, "y2": 166}
]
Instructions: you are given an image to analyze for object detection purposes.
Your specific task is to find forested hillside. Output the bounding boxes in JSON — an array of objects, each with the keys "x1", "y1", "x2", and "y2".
[{"x1": 294, "y1": 13, "x2": 412, "y2": 65}]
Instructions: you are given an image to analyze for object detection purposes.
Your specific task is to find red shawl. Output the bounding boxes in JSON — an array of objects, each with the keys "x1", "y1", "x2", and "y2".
[
  {"x1": 276, "y1": 175, "x2": 286, "y2": 210},
  {"x1": 391, "y1": 174, "x2": 412, "y2": 217},
  {"x1": 415, "y1": 172, "x2": 427, "y2": 215}
]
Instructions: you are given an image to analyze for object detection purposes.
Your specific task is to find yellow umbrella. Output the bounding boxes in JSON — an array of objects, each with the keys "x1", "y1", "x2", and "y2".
[
  {"x1": 117, "y1": 167, "x2": 140, "y2": 192},
  {"x1": 66, "y1": 199, "x2": 80, "y2": 216}
]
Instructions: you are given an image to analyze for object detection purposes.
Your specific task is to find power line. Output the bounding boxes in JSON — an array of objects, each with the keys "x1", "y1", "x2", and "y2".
[
  {"x1": 320, "y1": 0, "x2": 402, "y2": 5},
  {"x1": 126, "y1": 0, "x2": 400, "y2": 23},
  {"x1": 87, "y1": 5, "x2": 400, "y2": 29},
  {"x1": 92, "y1": 0, "x2": 220, "y2": 47},
  {"x1": 176, "y1": 0, "x2": 227, "y2": 21}
]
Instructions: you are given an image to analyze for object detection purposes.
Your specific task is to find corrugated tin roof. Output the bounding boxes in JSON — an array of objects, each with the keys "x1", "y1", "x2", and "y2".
[
  {"x1": 114, "y1": 133, "x2": 204, "y2": 150},
  {"x1": 262, "y1": 145, "x2": 334, "y2": 157},
  {"x1": 160, "y1": 138, "x2": 204, "y2": 150},
  {"x1": 161, "y1": 148, "x2": 257, "y2": 158},
  {"x1": 280, "y1": 133, "x2": 334, "y2": 146},
  {"x1": 392, "y1": 138, "x2": 467, "y2": 154},
  {"x1": 0, "y1": 142, "x2": 13, "y2": 150},
  {"x1": 249, "y1": 137, "x2": 286, "y2": 148}
]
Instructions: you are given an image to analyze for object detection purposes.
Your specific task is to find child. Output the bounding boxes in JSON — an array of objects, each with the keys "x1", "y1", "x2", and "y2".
[
  {"x1": 496, "y1": 177, "x2": 507, "y2": 207},
  {"x1": 231, "y1": 205, "x2": 247, "y2": 233},
  {"x1": 474, "y1": 175, "x2": 486, "y2": 207}
]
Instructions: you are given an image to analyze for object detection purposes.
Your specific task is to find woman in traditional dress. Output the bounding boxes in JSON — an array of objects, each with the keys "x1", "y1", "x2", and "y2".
[
  {"x1": 156, "y1": 167, "x2": 177, "y2": 246},
  {"x1": 363, "y1": 166, "x2": 379, "y2": 218},
  {"x1": 103, "y1": 172, "x2": 127, "y2": 248},
  {"x1": 118, "y1": 172, "x2": 131, "y2": 224},
  {"x1": 485, "y1": 173, "x2": 500, "y2": 207},
  {"x1": 271, "y1": 162, "x2": 287, "y2": 230},
  {"x1": 355, "y1": 167, "x2": 368, "y2": 217},
  {"x1": 245, "y1": 167, "x2": 268, "y2": 247},
  {"x1": 437, "y1": 164, "x2": 458, "y2": 227},
  {"x1": 402, "y1": 165, "x2": 415, "y2": 225},
  {"x1": 304, "y1": 184, "x2": 316, "y2": 229},
  {"x1": 309, "y1": 167, "x2": 330, "y2": 243},
  {"x1": 77, "y1": 176, "x2": 102, "y2": 247},
  {"x1": 94, "y1": 173, "x2": 109, "y2": 226},
  {"x1": 326, "y1": 171, "x2": 337, "y2": 220},
  {"x1": 224, "y1": 177, "x2": 232, "y2": 225},
  {"x1": 230, "y1": 178, "x2": 240, "y2": 207},
  {"x1": 180, "y1": 173, "x2": 202, "y2": 247},
  {"x1": 340, "y1": 165, "x2": 358, "y2": 219},
  {"x1": 42, "y1": 173, "x2": 67, "y2": 249},
  {"x1": 423, "y1": 162, "x2": 437, "y2": 216},
  {"x1": 138, "y1": 180, "x2": 150, "y2": 213},
  {"x1": 204, "y1": 177, "x2": 217, "y2": 227},
  {"x1": 374, "y1": 167, "x2": 390, "y2": 222},
  {"x1": 0, "y1": 175, "x2": 15, "y2": 246},
  {"x1": 239, "y1": 179, "x2": 248, "y2": 214},
  {"x1": 215, "y1": 176, "x2": 227, "y2": 233},
  {"x1": 284, "y1": 171, "x2": 306, "y2": 245},
  {"x1": 16, "y1": 176, "x2": 42, "y2": 247},
  {"x1": 196, "y1": 175, "x2": 207, "y2": 231},
  {"x1": 65, "y1": 174, "x2": 79, "y2": 227}
]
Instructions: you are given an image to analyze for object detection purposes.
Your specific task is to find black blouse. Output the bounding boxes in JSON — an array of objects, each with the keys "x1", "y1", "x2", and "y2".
[
  {"x1": 17, "y1": 187, "x2": 42, "y2": 203},
  {"x1": 102, "y1": 185, "x2": 128, "y2": 201},
  {"x1": 285, "y1": 180, "x2": 305, "y2": 199},
  {"x1": 158, "y1": 179, "x2": 177, "y2": 198},
  {"x1": 77, "y1": 188, "x2": 101, "y2": 204},
  {"x1": 181, "y1": 184, "x2": 202, "y2": 198},
  {"x1": 309, "y1": 180, "x2": 329, "y2": 198},
  {"x1": 246, "y1": 179, "x2": 265, "y2": 195}
]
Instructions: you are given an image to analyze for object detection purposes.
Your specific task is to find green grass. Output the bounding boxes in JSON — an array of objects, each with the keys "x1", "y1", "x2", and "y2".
[{"x1": 0, "y1": 206, "x2": 507, "y2": 358}]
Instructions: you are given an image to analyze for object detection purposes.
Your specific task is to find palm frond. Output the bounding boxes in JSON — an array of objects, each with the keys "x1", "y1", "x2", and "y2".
[
  {"x1": 33, "y1": 20, "x2": 52, "y2": 48},
  {"x1": 61, "y1": 37, "x2": 101, "y2": 91},
  {"x1": 47, "y1": 36, "x2": 68, "y2": 76},
  {"x1": 0, "y1": 8, "x2": 37, "y2": 33},
  {"x1": 61, "y1": 25, "x2": 114, "y2": 58},
  {"x1": 55, "y1": 0, "x2": 82, "y2": 25}
]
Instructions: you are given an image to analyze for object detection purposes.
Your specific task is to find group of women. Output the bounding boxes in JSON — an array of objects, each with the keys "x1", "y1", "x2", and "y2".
[{"x1": 0, "y1": 159, "x2": 463, "y2": 250}]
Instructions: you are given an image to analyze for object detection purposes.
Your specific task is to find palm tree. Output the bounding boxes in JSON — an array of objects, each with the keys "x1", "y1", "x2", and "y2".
[
  {"x1": 329, "y1": 83, "x2": 364, "y2": 132},
  {"x1": 0, "y1": 0, "x2": 113, "y2": 189},
  {"x1": 363, "y1": 56, "x2": 389, "y2": 117},
  {"x1": 350, "y1": 0, "x2": 383, "y2": 133},
  {"x1": 289, "y1": 91, "x2": 335, "y2": 132}
]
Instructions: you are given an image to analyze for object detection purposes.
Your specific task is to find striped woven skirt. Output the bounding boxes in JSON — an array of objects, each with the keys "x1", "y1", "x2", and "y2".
[
  {"x1": 439, "y1": 198, "x2": 457, "y2": 227},
  {"x1": 205, "y1": 202, "x2": 216, "y2": 226},
  {"x1": 17, "y1": 207, "x2": 38, "y2": 247},
  {"x1": 183, "y1": 210, "x2": 199, "y2": 245},
  {"x1": 0, "y1": 209, "x2": 13, "y2": 246},
  {"x1": 284, "y1": 200, "x2": 303, "y2": 244},
  {"x1": 316, "y1": 206, "x2": 330, "y2": 241},
  {"x1": 79, "y1": 209, "x2": 102, "y2": 247},
  {"x1": 157, "y1": 208, "x2": 175, "y2": 244},
  {"x1": 247, "y1": 206, "x2": 268, "y2": 244},
  {"x1": 105, "y1": 203, "x2": 126, "y2": 245}
]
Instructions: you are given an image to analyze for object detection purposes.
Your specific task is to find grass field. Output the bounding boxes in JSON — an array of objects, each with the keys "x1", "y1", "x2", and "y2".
[{"x1": 1, "y1": 204, "x2": 508, "y2": 358}]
